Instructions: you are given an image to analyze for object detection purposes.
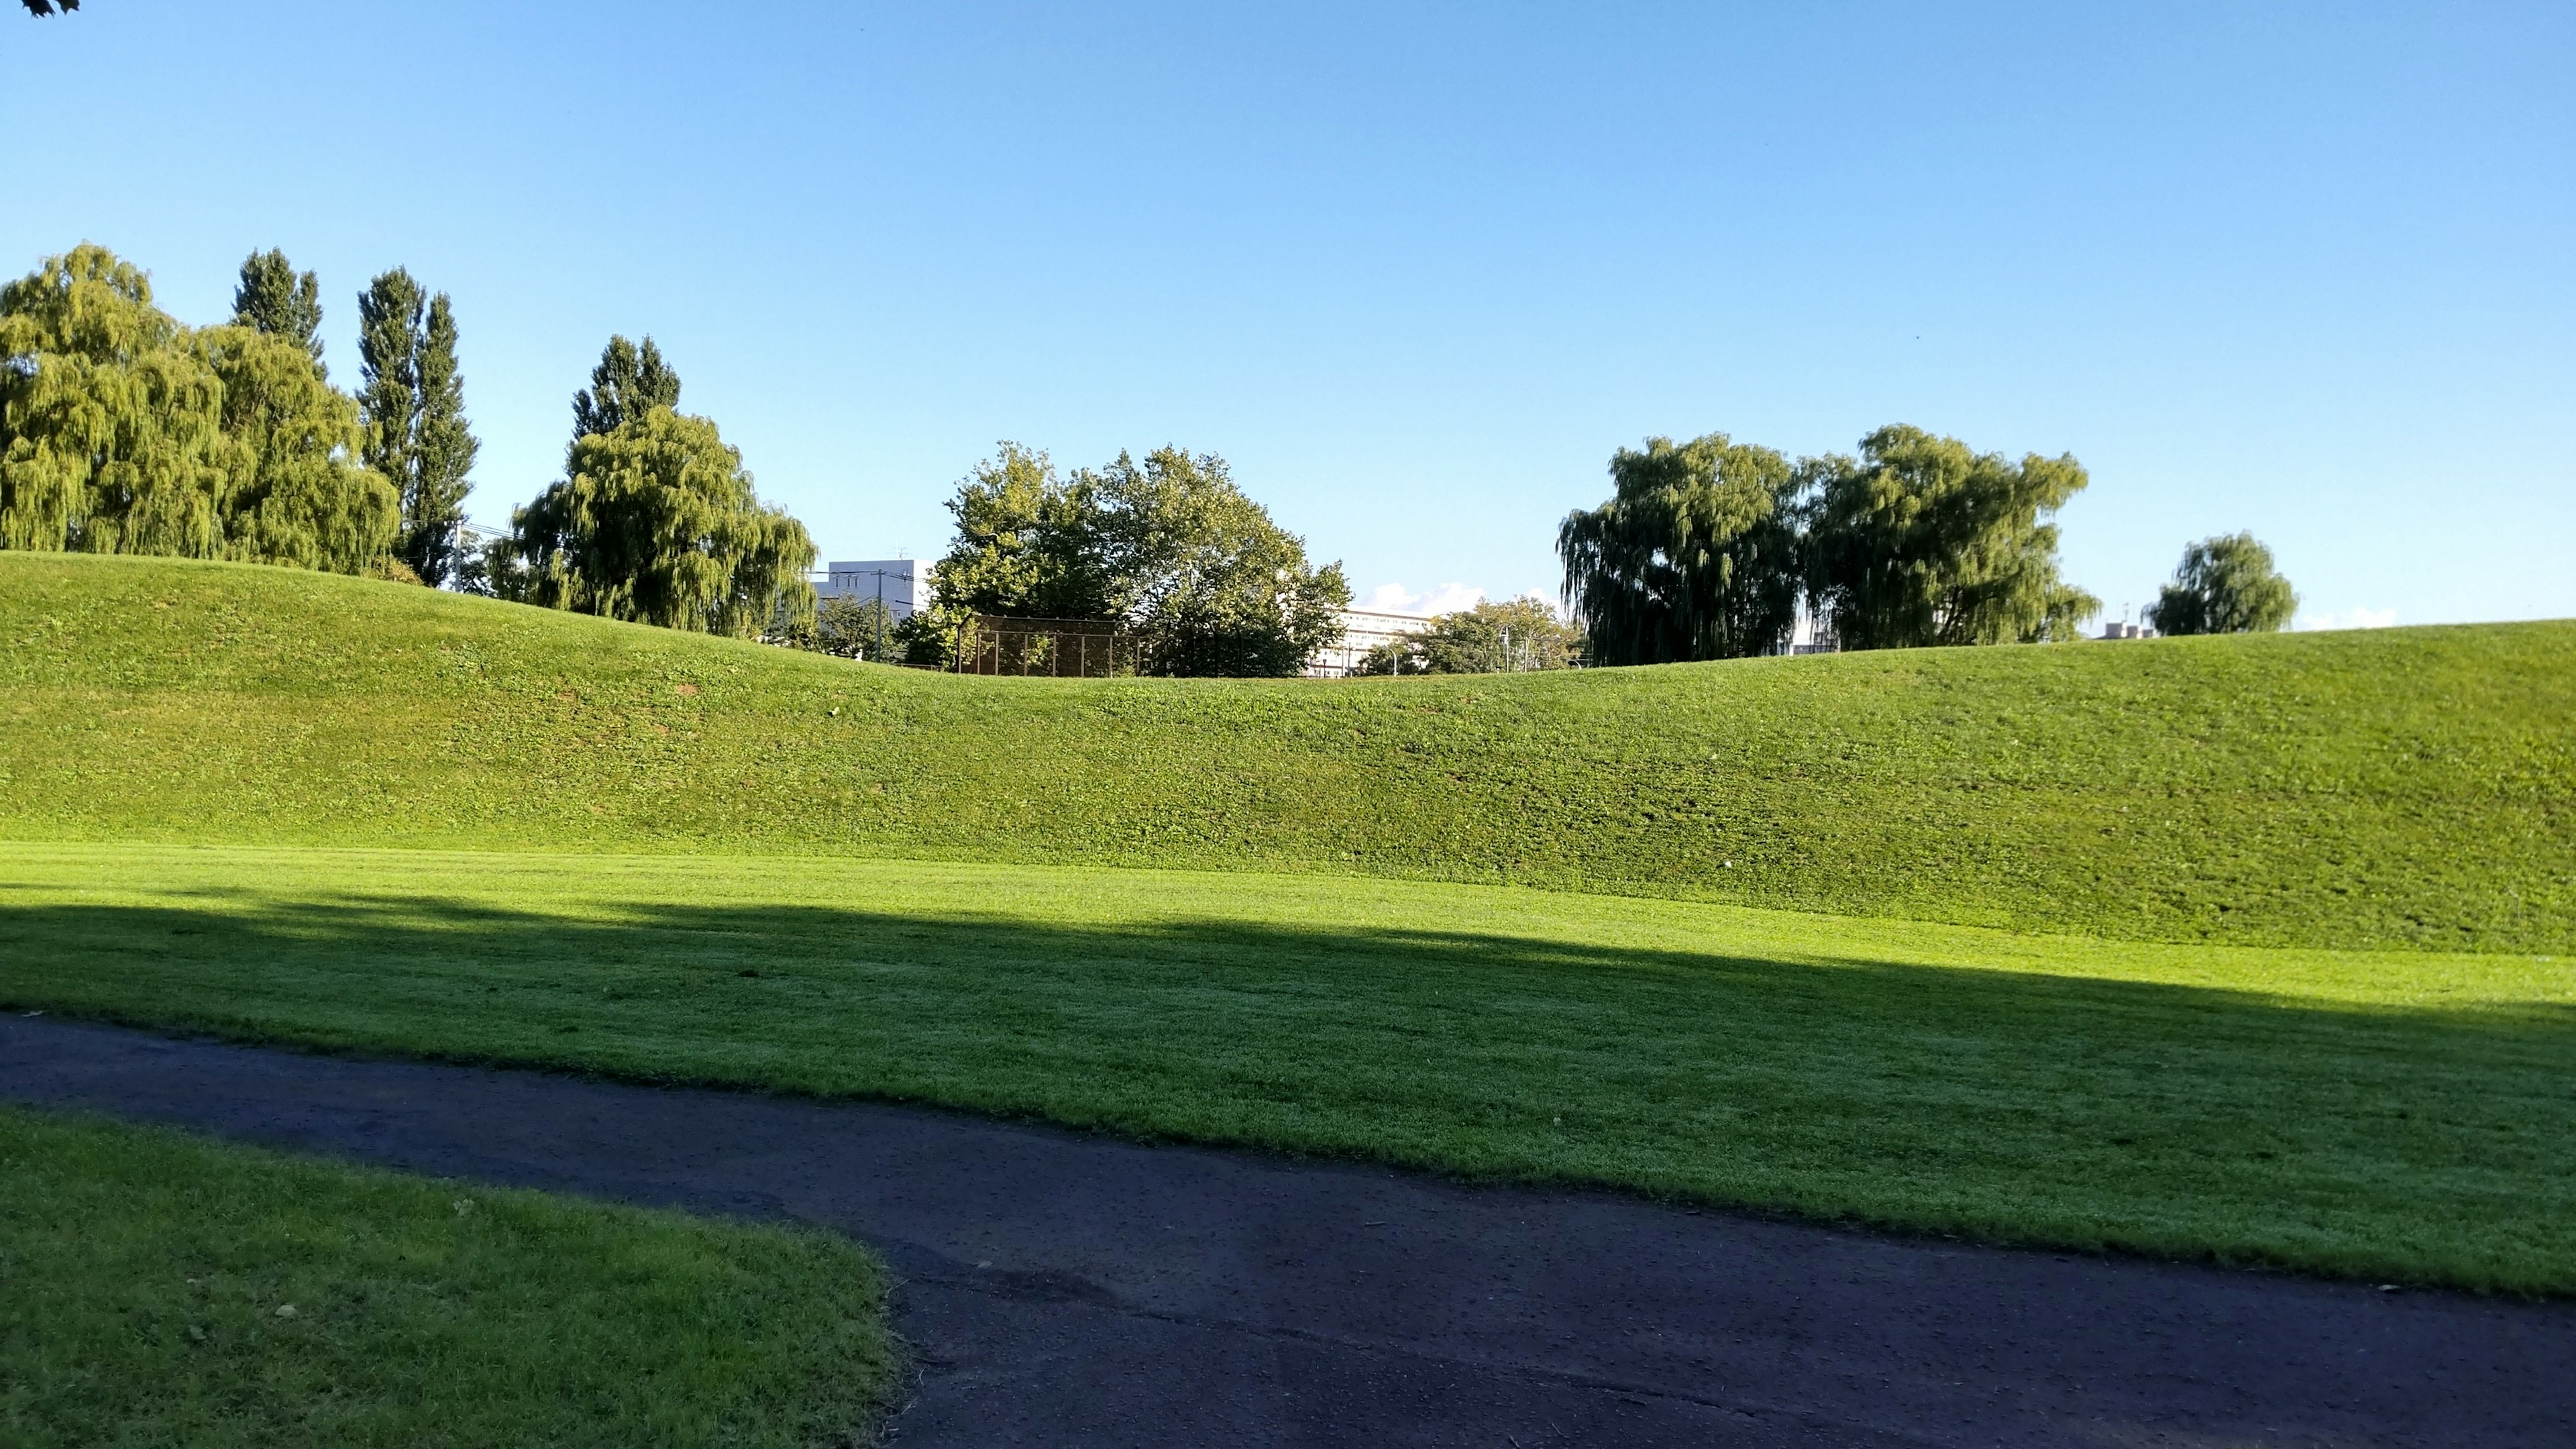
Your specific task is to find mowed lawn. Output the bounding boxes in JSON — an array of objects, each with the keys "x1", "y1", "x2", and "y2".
[
  {"x1": 6, "y1": 843, "x2": 2569, "y2": 1295},
  {"x1": 0, "y1": 1104, "x2": 898, "y2": 1449}
]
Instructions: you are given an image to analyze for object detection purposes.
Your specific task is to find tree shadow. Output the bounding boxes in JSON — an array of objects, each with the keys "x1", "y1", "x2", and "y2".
[{"x1": 3, "y1": 887, "x2": 2571, "y2": 1291}]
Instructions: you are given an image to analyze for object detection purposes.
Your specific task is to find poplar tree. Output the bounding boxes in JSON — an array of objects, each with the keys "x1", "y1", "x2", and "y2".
[
  {"x1": 407, "y1": 294, "x2": 478, "y2": 584},
  {"x1": 357, "y1": 268, "x2": 479, "y2": 585},
  {"x1": 570, "y1": 335, "x2": 680, "y2": 459},
  {"x1": 356, "y1": 269, "x2": 423, "y2": 509},
  {"x1": 231, "y1": 250, "x2": 324, "y2": 372}
]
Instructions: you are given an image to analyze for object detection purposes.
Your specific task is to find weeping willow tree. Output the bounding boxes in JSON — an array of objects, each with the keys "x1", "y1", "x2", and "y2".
[
  {"x1": 0, "y1": 244, "x2": 395, "y2": 572},
  {"x1": 201, "y1": 323, "x2": 399, "y2": 572},
  {"x1": 1556, "y1": 433, "x2": 1804, "y2": 664},
  {"x1": 502, "y1": 406, "x2": 816, "y2": 638},
  {"x1": 2146, "y1": 532, "x2": 2296, "y2": 635},
  {"x1": 1804, "y1": 425, "x2": 2098, "y2": 649}
]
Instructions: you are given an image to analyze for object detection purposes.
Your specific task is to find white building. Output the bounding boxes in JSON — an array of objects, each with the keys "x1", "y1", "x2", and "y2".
[
  {"x1": 1308, "y1": 606, "x2": 1436, "y2": 678},
  {"x1": 816, "y1": 559, "x2": 934, "y2": 619}
]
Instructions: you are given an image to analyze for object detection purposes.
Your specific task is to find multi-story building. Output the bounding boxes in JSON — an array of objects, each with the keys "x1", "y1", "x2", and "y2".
[
  {"x1": 816, "y1": 559, "x2": 934, "y2": 619},
  {"x1": 1307, "y1": 606, "x2": 1436, "y2": 678}
]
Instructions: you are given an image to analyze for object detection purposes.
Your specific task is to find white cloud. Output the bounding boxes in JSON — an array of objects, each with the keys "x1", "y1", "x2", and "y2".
[
  {"x1": 1361, "y1": 582, "x2": 1486, "y2": 615},
  {"x1": 2296, "y1": 606, "x2": 2397, "y2": 632}
]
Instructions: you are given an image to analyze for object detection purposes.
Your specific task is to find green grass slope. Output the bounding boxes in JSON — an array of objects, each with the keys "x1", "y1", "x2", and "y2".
[
  {"x1": 2, "y1": 1105, "x2": 896, "y2": 1448},
  {"x1": 4, "y1": 551, "x2": 2571, "y2": 951}
]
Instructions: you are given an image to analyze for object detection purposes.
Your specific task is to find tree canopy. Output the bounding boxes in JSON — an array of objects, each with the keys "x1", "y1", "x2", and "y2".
[
  {"x1": 1355, "y1": 596, "x2": 1582, "y2": 676},
  {"x1": 231, "y1": 250, "x2": 323, "y2": 372},
  {"x1": 570, "y1": 335, "x2": 680, "y2": 461},
  {"x1": 356, "y1": 269, "x2": 479, "y2": 586},
  {"x1": 20, "y1": 2, "x2": 79, "y2": 15},
  {"x1": 919, "y1": 443, "x2": 1349, "y2": 676},
  {"x1": 2146, "y1": 532, "x2": 2296, "y2": 635},
  {"x1": 502, "y1": 405, "x2": 816, "y2": 639},
  {"x1": 1804, "y1": 425, "x2": 2098, "y2": 650},
  {"x1": 1558, "y1": 433, "x2": 1803, "y2": 664},
  {"x1": 0, "y1": 244, "x2": 394, "y2": 574}
]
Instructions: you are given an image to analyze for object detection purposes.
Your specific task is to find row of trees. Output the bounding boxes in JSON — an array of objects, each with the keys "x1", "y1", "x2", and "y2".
[
  {"x1": 1560, "y1": 425, "x2": 2294, "y2": 663},
  {"x1": 0, "y1": 244, "x2": 819, "y2": 641},
  {"x1": 1560, "y1": 425, "x2": 2098, "y2": 664},
  {"x1": 0, "y1": 244, "x2": 470, "y2": 580},
  {"x1": 904, "y1": 442, "x2": 1348, "y2": 676}
]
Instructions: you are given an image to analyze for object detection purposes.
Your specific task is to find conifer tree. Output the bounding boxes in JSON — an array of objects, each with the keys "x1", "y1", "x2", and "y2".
[{"x1": 231, "y1": 250, "x2": 324, "y2": 372}]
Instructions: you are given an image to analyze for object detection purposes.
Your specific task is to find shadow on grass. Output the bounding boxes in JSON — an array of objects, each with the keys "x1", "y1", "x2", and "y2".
[{"x1": 4, "y1": 890, "x2": 2573, "y2": 1292}]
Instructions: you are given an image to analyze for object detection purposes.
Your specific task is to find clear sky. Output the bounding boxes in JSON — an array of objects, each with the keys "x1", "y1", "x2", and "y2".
[{"x1": 5, "y1": 2, "x2": 2569, "y2": 627}]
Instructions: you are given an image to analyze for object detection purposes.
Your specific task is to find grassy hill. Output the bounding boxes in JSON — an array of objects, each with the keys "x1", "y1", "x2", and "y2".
[
  {"x1": 5, "y1": 553, "x2": 2574, "y2": 1291},
  {"x1": 5, "y1": 551, "x2": 2571, "y2": 951},
  {"x1": 0, "y1": 549, "x2": 2565, "y2": 949}
]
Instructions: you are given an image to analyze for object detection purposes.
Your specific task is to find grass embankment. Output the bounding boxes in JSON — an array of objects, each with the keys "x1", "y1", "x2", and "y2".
[
  {"x1": 0, "y1": 1103, "x2": 897, "y2": 1448},
  {"x1": 4, "y1": 553, "x2": 2571, "y2": 951},
  {"x1": 5, "y1": 843, "x2": 2570, "y2": 1294}
]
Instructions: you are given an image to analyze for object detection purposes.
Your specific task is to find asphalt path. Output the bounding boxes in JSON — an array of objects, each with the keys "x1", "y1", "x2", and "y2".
[{"x1": 5, "y1": 1014, "x2": 2569, "y2": 1447}]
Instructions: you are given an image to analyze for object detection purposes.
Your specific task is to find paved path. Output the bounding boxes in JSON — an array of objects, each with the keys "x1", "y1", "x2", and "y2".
[{"x1": 5, "y1": 1015, "x2": 2569, "y2": 1446}]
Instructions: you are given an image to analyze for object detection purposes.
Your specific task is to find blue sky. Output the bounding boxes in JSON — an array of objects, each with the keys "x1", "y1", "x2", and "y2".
[{"x1": 5, "y1": 2, "x2": 2569, "y2": 626}]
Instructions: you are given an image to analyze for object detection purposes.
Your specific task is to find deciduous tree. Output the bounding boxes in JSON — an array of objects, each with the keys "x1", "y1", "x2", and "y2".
[
  {"x1": 358, "y1": 269, "x2": 479, "y2": 585},
  {"x1": 1, "y1": 246, "x2": 231, "y2": 557},
  {"x1": 1, "y1": 245, "x2": 394, "y2": 574},
  {"x1": 504, "y1": 406, "x2": 816, "y2": 638},
  {"x1": 570, "y1": 335, "x2": 680, "y2": 460},
  {"x1": 920, "y1": 443, "x2": 1346, "y2": 676},
  {"x1": 1805, "y1": 425, "x2": 2098, "y2": 649},
  {"x1": 200, "y1": 323, "x2": 399, "y2": 574},
  {"x1": 1558, "y1": 433, "x2": 1803, "y2": 664},
  {"x1": 231, "y1": 250, "x2": 324, "y2": 372},
  {"x1": 2145, "y1": 533, "x2": 2296, "y2": 635}
]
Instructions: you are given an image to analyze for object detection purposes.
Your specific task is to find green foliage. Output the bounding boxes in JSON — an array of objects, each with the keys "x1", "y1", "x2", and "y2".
[
  {"x1": 570, "y1": 334, "x2": 681, "y2": 462},
  {"x1": 229, "y1": 250, "x2": 323, "y2": 372},
  {"x1": 5, "y1": 553, "x2": 2571, "y2": 954},
  {"x1": 407, "y1": 295, "x2": 478, "y2": 584},
  {"x1": 0, "y1": 246, "x2": 393, "y2": 573},
  {"x1": 7, "y1": 847, "x2": 2572, "y2": 1293},
  {"x1": 1559, "y1": 433, "x2": 1803, "y2": 663},
  {"x1": 1087, "y1": 446, "x2": 1350, "y2": 676},
  {"x1": 356, "y1": 270, "x2": 478, "y2": 586},
  {"x1": 1, "y1": 1104, "x2": 898, "y2": 1447},
  {"x1": 354, "y1": 270, "x2": 421, "y2": 499},
  {"x1": 505, "y1": 407, "x2": 816, "y2": 638},
  {"x1": 2148, "y1": 531, "x2": 2298, "y2": 635},
  {"x1": 781, "y1": 593, "x2": 901, "y2": 659},
  {"x1": 924, "y1": 442, "x2": 1107, "y2": 624},
  {"x1": 922, "y1": 442, "x2": 1350, "y2": 676},
  {"x1": 199, "y1": 325, "x2": 399, "y2": 574},
  {"x1": 1807, "y1": 425, "x2": 2100, "y2": 649},
  {"x1": 1355, "y1": 596, "x2": 1582, "y2": 674},
  {"x1": 0, "y1": 246, "x2": 231, "y2": 557}
]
